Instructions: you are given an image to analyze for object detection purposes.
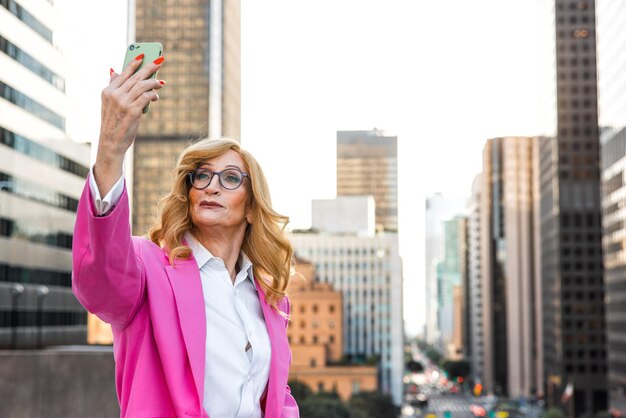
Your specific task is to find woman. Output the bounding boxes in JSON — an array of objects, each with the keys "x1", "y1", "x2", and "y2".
[{"x1": 72, "y1": 54, "x2": 299, "y2": 417}]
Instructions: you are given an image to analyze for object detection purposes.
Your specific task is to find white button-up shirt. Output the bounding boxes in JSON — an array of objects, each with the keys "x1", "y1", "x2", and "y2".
[{"x1": 89, "y1": 171, "x2": 272, "y2": 418}]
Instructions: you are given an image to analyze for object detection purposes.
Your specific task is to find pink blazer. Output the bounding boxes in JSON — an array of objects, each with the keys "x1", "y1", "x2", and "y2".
[{"x1": 72, "y1": 179, "x2": 299, "y2": 418}]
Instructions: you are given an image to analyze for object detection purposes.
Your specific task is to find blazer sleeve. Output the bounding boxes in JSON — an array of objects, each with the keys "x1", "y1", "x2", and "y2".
[
  {"x1": 72, "y1": 176, "x2": 145, "y2": 330},
  {"x1": 281, "y1": 296, "x2": 300, "y2": 418}
]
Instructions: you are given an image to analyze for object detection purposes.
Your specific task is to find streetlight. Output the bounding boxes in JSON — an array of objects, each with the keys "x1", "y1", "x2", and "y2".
[
  {"x1": 36, "y1": 285, "x2": 49, "y2": 349},
  {"x1": 10, "y1": 283, "x2": 24, "y2": 349}
]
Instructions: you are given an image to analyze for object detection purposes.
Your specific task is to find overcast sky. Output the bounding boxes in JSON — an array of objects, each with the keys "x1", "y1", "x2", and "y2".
[{"x1": 58, "y1": 0, "x2": 542, "y2": 336}]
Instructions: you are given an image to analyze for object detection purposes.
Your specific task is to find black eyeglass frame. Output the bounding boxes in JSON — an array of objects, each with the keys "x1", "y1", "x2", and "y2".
[{"x1": 187, "y1": 168, "x2": 250, "y2": 191}]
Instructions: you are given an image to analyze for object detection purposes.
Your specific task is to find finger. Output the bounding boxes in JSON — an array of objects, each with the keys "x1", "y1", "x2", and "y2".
[
  {"x1": 109, "y1": 68, "x2": 119, "y2": 83},
  {"x1": 129, "y1": 57, "x2": 165, "y2": 85},
  {"x1": 109, "y1": 54, "x2": 144, "y2": 89},
  {"x1": 131, "y1": 90, "x2": 160, "y2": 112},
  {"x1": 127, "y1": 78, "x2": 165, "y2": 103}
]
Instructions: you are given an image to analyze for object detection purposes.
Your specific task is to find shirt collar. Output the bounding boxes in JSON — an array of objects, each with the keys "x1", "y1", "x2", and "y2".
[{"x1": 184, "y1": 231, "x2": 255, "y2": 284}]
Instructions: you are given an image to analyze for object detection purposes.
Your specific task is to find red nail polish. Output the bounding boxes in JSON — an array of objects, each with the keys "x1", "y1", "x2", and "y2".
[
  {"x1": 134, "y1": 53, "x2": 145, "y2": 61},
  {"x1": 110, "y1": 68, "x2": 114, "y2": 76},
  {"x1": 159, "y1": 80, "x2": 166, "y2": 85},
  {"x1": 153, "y1": 56, "x2": 165, "y2": 65}
]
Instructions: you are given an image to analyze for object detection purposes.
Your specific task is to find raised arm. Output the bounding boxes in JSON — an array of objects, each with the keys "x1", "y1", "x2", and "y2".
[{"x1": 72, "y1": 54, "x2": 165, "y2": 329}]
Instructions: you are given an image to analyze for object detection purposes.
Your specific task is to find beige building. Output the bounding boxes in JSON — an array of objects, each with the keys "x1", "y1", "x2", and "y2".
[
  {"x1": 131, "y1": 0, "x2": 241, "y2": 235},
  {"x1": 287, "y1": 257, "x2": 377, "y2": 400},
  {"x1": 336, "y1": 129, "x2": 398, "y2": 232},
  {"x1": 480, "y1": 137, "x2": 541, "y2": 397}
]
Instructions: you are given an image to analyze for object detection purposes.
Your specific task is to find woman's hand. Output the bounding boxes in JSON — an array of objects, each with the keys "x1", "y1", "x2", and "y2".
[{"x1": 94, "y1": 54, "x2": 165, "y2": 196}]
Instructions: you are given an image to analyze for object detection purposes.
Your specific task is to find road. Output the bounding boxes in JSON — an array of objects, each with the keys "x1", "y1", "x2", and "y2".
[{"x1": 401, "y1": 393, "x2": 475, "y2": 418}]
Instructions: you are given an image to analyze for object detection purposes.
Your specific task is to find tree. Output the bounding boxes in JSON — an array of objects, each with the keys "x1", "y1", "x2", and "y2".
[
  {"x1": 348, "y1": 391, "x2": 398, "y2": 418},
  {"x1": 542, "y1": 407, "x2": 565, "y2": 418},
  {"x1": 299, "y1": 394, "x2": 350, "y2": 418},
  {"x1": 288, "y1": 379, "x2": 313, "y2": 404},
  {"x1": 440, "y1": 359, "x2": 470, "y2": 380}
]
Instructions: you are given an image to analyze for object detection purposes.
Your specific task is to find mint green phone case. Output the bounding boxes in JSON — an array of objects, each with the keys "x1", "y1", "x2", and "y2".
[{"x1": 122, "y1": 42, "x2": 163, "y2": 113}]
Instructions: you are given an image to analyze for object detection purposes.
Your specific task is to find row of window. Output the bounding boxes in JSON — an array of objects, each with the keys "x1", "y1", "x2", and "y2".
[
  {"x1": 0, "y1": 0, "x2": 53, "y2": 43},
  {"x1": 287, "y1": 334, "x2": 336, "y2": 346},
  {"x1": 0, "y1": 171, "x2": 78, "y2": 212},
  {"x1": 298, "y1": 304, "x2": 336, "y2": 314},
  {"x1": 0, "y1": 217, "x2": 73, "y2": 249},
  {"x1": 1, "y1": 127, "x2": 88, "y2": 177},
  {"x1": 0, "y1": 81, "x2": 65, "y2": 130},
  {"x1": 0, "y1": 310, "x2": 87, "y2": 327},
  {"x1": 0, "y1": 35, "x2": 65, "y2": 91},
  {"x1": 0, "y1": 263, "x2": 72, "y2": 287}
]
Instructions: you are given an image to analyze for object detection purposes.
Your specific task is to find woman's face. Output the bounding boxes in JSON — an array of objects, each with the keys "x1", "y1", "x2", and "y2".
[{"x1": 188, "y1": 150, "x2": 252, "y2": 232}]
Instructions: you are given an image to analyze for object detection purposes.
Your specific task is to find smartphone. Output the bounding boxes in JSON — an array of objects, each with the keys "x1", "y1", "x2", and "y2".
[{"x1": 122, "y1": 42, "x2": 163, "y2": 113}]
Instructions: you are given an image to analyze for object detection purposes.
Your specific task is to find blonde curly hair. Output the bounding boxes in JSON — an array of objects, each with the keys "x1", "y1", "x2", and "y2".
[{"x1": 149, "y1": 138, "x2": 293, "y2": 310}]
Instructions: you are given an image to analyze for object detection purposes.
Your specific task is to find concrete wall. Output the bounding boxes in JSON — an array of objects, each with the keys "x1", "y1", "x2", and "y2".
[{"x1": 0, "y1": 347, "x2": 118, "y2": 418}]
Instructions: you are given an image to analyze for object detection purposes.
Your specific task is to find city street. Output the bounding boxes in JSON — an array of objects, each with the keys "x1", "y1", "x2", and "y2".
[{"x1": 401, "y1": 393, "x2": 475, "y2": 418}]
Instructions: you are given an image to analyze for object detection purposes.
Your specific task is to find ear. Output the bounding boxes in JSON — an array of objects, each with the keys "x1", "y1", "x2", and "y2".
[{"x1": 246, "y1": 209, "x2": 254, "y2": 224}]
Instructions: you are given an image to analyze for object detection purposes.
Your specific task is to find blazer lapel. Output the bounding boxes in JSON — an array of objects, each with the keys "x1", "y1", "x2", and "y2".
[
  {"x1": 255, "y1": 277, "x2": 290, "y2": 418},
  {"x1": 165, "y1": 259, "x2": 206, "y2": 407}
]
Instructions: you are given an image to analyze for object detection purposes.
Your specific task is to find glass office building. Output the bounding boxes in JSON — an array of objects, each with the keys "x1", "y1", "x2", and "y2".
[
  {"x1": 597, "y1": 1, "x2": 626, "y2": 415},
  {"x1": 0, "y1": 0, "x2": 90, "y2": 347},
  {"x1": 537, "y1": 0, "x2": 608, "y2": 413},
  {"x1": 131, "y1": 0, "x2": 241, "y2": 235}
]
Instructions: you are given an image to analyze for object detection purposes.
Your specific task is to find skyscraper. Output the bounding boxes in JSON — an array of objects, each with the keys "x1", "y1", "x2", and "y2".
[
  {"x1": 0, "y1": 0, "x2": 90, "y2": 347},
  {"x1": 131, "y1": 0, "x2": 241, "y2": 235},
  {"x1": 467, "y1": 174, "x2": 485, "y2": 387},
  {"x1": 596, "y1": 1, "x2": 626, "y2": 414},
  {"x1": 336, "y1": 129, "x2": 398, "y2": 232},
  {"x1": 424, "y1": 194, "x2": 467, "y2": 345},
  {"x1": 480, "y1": 137, "x2": 541, "y2": 397},
  {"x1": 537, "y1": 0, "x2": 608, "y2": 413},
  {"x1": 436, "y1": 217, "x2": 467, "y2": 360}
]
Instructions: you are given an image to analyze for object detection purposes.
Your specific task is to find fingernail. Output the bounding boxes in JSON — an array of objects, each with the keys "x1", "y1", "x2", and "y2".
[
  {"x1": 153, "y1": 56, "x2": 165, "y2": 65},
  {"x1": 159, "y1": 80, "x2": 166, "y2": 85},
  {"x1": 134, "y1": 53, "x2": 145, "y2": 61},
  {"x1": 110, "y1": 68, "x2": 114, "y2": 76}
]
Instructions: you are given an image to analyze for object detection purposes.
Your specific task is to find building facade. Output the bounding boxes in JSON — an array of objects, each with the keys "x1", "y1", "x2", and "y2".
[
  {"x1": 467, "y1": 174, "x2": 485, "y2": 386},
  {"x1": 538, "y1": 0, "x2": 608, "y2": 413},
  {"x1": 289, "y1": 230, "x2": 404, "y2": 405},
  {"x1": 480, "y1": 137, "x2": 541, "y2": 397},
  {"x1": 287, "y1": 257, "x2": 377, "y2": 400},
  {"x1": 424, "y1": 194, "x2": 467, "y2": 346},
  {"x1": 597, "y1": 0, "x2": 626, "y2": 414},
  {"x1": 131, "y1": 0, "x2": 241, "y2": 235},
  {"x1": 436, "y1": 217, "x2": 468, "y2": 360},
  {"x1": 0, "y1": 0, "x2": 90, "y2": 347},
  {"x1": 336, "y1": 129, "x2": 398, "y2": 232}
]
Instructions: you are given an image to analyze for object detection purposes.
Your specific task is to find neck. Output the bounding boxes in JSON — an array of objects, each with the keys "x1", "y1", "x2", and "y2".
[{"x1": 192, "y1": 224, "x2": 247, "y2": 281}]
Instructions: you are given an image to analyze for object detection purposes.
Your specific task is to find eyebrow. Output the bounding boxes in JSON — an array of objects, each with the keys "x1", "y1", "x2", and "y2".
[{"x1": 198, "y1": 163, "x2": 243, "y2": 171}]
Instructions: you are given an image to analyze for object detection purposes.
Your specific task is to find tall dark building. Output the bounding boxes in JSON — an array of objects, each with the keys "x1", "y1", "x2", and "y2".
[
  {"x1": 131, "y1": 0, "x2": 241, "y2": 235},
  {"x1": 596, "y1": 1, "x2": 626, "y2": 415},
  {"x1": 537, "y1": 0, "x2": 608, "y2": 413}
]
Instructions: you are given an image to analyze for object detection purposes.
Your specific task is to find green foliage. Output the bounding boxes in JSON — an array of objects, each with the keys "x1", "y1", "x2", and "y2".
[
  {"x1": 299, "y1": 394, "x2": 350, "y2": 418},
  {"x1": 416, "y1": 338, "x2": 443, "y2": 364},
  {"x1": 542, "y1": 407, "x2": 566, "y2": 418},
  {"x1": 440, "y1": 359, "x2": 470, "y2": 379},
  {"x1": 348, "y1": 391, "x2": 398, "y2": 418},
  {"x1": 288, "y1": 380, "x2": 313, "y2": 403}
]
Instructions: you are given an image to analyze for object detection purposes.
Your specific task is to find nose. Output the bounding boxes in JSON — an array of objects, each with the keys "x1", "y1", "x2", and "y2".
[{"x1": 204, "y1": 173, "x2": 221, "y2": 194}]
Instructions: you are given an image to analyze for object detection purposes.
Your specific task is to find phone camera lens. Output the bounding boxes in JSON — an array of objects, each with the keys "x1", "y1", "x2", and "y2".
[{"x1": 130, "y1": 45, "x2": 135, "y2": 51}]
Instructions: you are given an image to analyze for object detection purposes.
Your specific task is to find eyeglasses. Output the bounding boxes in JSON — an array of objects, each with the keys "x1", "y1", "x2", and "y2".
[{"x1": 187, "y1": 168, "x2": 249, "y2": 190}]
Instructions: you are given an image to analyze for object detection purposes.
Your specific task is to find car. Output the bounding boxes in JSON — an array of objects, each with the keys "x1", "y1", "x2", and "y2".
[{"x1": 407, "y1": 393, "x2": 429, "y2": 408}]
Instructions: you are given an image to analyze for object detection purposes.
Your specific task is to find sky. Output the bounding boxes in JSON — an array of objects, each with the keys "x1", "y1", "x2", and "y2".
[{"x1": 57, "y1": 0, "x2": 543, "y2": 336}]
